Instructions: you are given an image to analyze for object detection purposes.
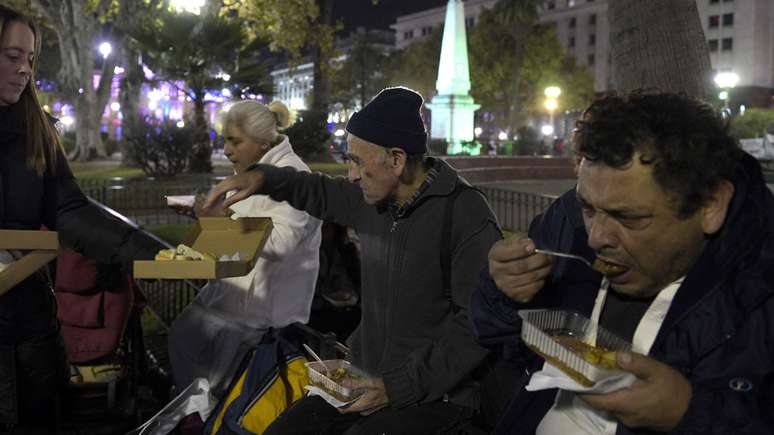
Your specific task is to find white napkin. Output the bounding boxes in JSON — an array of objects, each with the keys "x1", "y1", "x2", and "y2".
[
  {"x1": 166, "y1": 195, "x2": 196, "y2": 208},
  {"x1": 525, "y1": 362, "x2": 635, "y2": 394},
  {"x1": 304, "y1": 385, "x2": 359, "y2": 408},
  {"x1": 218, "y1": 252, "x2": 243, "y2": 261}
]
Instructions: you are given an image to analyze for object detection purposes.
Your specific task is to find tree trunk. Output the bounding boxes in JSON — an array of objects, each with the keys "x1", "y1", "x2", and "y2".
[
  {"x1": 119, "y1": 45, "x2": 144, "y2": 165},
  {"x1": 188, "y1": 84, "x2": 212, "y2": 173},
  {"x1": 311, "y1": 0, "x2": 334, "y2": 113},
  {"x1": 31, "y1": 0, "x2": 115, "y2": 161},
  {"x1": 609, "y1": 0, "x2": 713, "y2": 99}
]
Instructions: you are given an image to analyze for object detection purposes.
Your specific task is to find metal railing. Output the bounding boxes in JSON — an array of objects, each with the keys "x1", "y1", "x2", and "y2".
[{"x1": 478, "y1": 186, "x2": 556, "y2": 233}]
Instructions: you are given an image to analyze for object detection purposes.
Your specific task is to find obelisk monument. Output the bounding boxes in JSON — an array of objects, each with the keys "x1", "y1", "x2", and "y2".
[{"x1": 427, "y1": 0, "x2": 480, "y2": 155}]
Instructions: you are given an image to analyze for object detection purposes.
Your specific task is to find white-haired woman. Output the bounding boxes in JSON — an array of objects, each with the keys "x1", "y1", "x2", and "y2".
[{"x1": 167, "y1": 100, "x2": 321, "y2": 428}]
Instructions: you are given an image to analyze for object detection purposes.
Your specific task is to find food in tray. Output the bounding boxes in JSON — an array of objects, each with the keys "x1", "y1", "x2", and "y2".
[
  {"x1": 154, "y1": 244, "x2": 215, "y2": 261},
  {"x1": 553, "y1": 336, "x2": 619, "y2": 370},
  {"x1": 309, "y1": 367, "x2": 362, "y2": 402},
  {"x1": 591, "y1": 258, "x2": 627, "y2": 276}
]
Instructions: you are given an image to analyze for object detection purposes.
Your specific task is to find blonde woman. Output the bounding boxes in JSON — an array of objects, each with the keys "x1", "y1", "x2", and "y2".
[{"x1": 167, "y1": 100, "x2": 321, "y2": 426}]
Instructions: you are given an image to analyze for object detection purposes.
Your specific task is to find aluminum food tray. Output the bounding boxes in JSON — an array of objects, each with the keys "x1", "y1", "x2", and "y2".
[
  {"x1": 518, "y1": 309, "x2": 632, "y2": 386},
  {"x1": 306, "y1": 360, "x2": 365, "y2": 399}
]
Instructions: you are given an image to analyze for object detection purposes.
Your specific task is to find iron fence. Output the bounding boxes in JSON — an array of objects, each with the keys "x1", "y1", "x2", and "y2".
[{"x1": 478, "y1": 186, "x2": 556, "y2": 233}]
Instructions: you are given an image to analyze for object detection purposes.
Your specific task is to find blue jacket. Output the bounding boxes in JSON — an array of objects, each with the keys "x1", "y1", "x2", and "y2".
[{"x1": 471, "y1": 154, "x2": 774, "y2": 434}]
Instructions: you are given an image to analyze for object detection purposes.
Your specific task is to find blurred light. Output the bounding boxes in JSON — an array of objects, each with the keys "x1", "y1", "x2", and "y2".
[
  {"x1": 544, "y1": 86, "x2": 561, "y2": 98},
  {"x1": 142, "y1": 65, "x2": 155, "y2": 80},
  {"x1": 221, "y1": 88, "x2": 232, "y2": 98},
  {"x1": 217, "y1": 72, "x2": 231, "y2": 82},
  {"x1": 78, "y1": 88, "x2": 84, "y2": 94},
  {"x1": 170, "y1": 0, "x2": 205, "y2": 14},
  {"x1": 110, "y1": 102, "x2": 120, "y2": 111},
  {"x1": 114, "y1": 66, "x2": 125, "y2": 74},
  {"x1": 740, "y1": 104, "x2": 746, "y2": 115},
  {"x1": 176, "y1": 120, "x2": 185, "y2": 128},
  {"x1": 334, "y1": 129, "x2": 346, "y2": 137},
  {"x1": 719, "y1": 91, "x2": 729, "y2": 101},
  {"x1": 714, "y1": 72, "x2": 739, "y2": 89},
  {"x1": 148, "y1": 100, "x2": 157, "y2": 110},
  {"x1": 98, "y1": 42, "x2": 112, "y2": 59},
  {"x1": 498, "y1": 131, "x2": 508, "y2": 141},
  {"x1": 474, "y1": 127, "x2": 482, "y2": 137},
  {"x1": 541, "y1": 125, "x2": 555, "y2": 136},
  {"x1": 61, "y1": 116, "x2": 75, "y2": 126},
  {"x1": 544, "y1": 98, "x2": 558, "y2": 112},
  {"x1": 43, "y1": 105, "x2": 50, "y2": 112}
]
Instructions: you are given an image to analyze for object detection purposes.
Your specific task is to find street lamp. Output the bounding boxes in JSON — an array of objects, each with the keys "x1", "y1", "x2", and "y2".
[
  {"x1": 714, "y1": 72, "x2": 739, "y2": 111},
  {"x1": 544, "y1": 86, "x2": 561, "y2": 138},
  {"x1": 98, "y1": 42, "x2": 112, "y2": 59}
]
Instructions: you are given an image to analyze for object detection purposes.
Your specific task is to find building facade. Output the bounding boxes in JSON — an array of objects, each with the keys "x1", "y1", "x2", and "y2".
[{"x1": 394, "y1": 0, "x2": 774, "y2": 103}]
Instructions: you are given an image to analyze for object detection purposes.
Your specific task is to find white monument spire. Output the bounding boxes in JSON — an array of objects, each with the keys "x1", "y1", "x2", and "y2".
[{"x1": 427, "y1": 0, "x2": 480, "y2": 155}]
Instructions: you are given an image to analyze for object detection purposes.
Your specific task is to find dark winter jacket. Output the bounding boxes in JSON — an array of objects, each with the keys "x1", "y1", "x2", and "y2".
[
  {"x1": 471, "y1": 153, "x2": 774, "y2": 434},
  {"x1": 251, "y1": 157, "x2": 502, "y2": 410},
  {"x1": 0, "y1": 102, "x2": 162, "y2": 424}
]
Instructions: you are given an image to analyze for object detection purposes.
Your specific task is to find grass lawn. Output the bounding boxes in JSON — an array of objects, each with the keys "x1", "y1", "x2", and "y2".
[{"x1": 146, "y1": 223, "x2": 193, "y2": 246}]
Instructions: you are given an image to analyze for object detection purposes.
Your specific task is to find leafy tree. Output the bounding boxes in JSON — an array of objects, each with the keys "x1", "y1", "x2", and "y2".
[
  {"x1": 285, "y1": 110, "x2": 331, "y2": 160},
  {"x1": 131, "y1": 9, "x2": 271, "y2": 173},
  {"x1": 382, "y1": 29, "x2": 442, "y2": 102},
  {"x1": 488, "y1": 0, "x2": 542, "y2": 134},
  {"x1": 221, "y1": 0, "x2": 338, "y2": 112},
  {"x1": 730, "y1": 109, "x2": 774, "y2": 140},
  {"x1": 330, "y1": 31, "x2": 390, "y2": 110},
  {"x1": 27, "y1": 0, "x2": 118, "y2": 160},
  {"x1": 124, "y1": 117, "x2": 194, "y2": 178},
  {"x1": 469, "y1": 9, "x2": 593, "y2": 131}
]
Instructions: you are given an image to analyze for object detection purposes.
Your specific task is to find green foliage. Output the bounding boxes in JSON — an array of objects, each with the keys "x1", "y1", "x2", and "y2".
[
  {"x1": 330, "y1": 32, "x2": 390, "y2": 109},
  {"x1": 730, "y1": 109, "x2": 774, "y2": 139},
  {"x1": 460, "y1": 140, "x2": 482, "y2": 156},
  {"x1": 383, "y1": 30, "x2": 443, "y2": 101},
  {"x1": 469, "y1": 5, "x2": 594, "y2": 129},
  {"x1": 285, "y1": 110, "x2": 331, "y2": 160},
  {"x1": 123, "y1": 117, "x2": 194, "y2": 178}
]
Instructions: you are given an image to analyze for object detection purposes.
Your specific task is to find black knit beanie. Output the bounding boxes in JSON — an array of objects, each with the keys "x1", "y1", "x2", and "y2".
[{"x1": 345, "y1": 87, "x2": 428, "y2": 154}]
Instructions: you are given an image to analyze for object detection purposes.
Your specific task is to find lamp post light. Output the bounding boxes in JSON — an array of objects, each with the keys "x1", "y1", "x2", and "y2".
[
  {"x1": 714, "y1": 72, "x2": 739, "y2": 111},
  {"x1": 98, "y1": 42, "x2": 112, "y2": 59},
  {"x1": 170, "y1": 0, "x2": 205, "y2": 14},
  {"x1": 544, "y1": 86, "x2": 561, "y2": 138}
]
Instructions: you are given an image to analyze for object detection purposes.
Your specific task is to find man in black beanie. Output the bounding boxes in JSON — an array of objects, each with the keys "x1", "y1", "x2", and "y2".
[{"x1": 204, "y1": 86, "x2": 502, "y2": 433}]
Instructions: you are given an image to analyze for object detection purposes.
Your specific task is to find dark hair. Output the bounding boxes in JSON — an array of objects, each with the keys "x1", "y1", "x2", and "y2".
[
  {"x1": 0, "y1": 5, "x2": 61, "y2": 176},
  {"x1": 574, "y1": 91, "x2": 743, "y2": 217}
]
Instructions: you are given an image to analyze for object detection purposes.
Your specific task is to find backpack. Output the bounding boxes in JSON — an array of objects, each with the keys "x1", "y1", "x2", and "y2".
[{"x1": 204, "y1": 330, "x2": 308, "y2": 434}]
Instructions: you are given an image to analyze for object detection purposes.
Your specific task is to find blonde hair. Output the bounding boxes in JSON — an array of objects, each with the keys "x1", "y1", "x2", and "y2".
[
  {"x1": 1, "y1": 6, "x2": 61, "y2": 176},
  {"x1": 219, "y1": 100, "x2": 295, "y2": 145}
]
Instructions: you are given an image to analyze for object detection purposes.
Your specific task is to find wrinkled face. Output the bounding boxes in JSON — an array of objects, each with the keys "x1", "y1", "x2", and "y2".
[
  {"x1": 576, "y1": 155, "x2": 707, "y2": 297},
  {"x1": 223, "y1": 123, "x2": 268, "y2": 173},
  {"x1": 346, "y1": 134, "x2": 399, "y2": 205},
  {"x1": 0, "y1": 21, "x2": 34, "y2": 106}
]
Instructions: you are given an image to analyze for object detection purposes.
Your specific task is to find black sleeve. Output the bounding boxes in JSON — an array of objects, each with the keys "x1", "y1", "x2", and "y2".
[{"x1": 43, "y1": 151, "x2": 164, "y2": 272}]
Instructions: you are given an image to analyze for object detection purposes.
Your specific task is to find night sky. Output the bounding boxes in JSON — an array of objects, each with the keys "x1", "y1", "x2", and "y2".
[{"x1": 333, "y1": 0, "x2": 449, "y2": 32}]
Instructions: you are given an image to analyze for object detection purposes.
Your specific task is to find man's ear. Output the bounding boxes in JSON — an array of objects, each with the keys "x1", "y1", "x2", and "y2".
[
  {"x1": 701, "y1": 180, "x2": 735, "y2": 235},
  {"x1": 389, "y1": 148, "x2": 407, "y2": 176}
]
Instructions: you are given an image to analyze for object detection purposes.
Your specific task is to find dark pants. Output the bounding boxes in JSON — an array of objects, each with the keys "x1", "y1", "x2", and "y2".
[
  {"x1": 0, "y1": 332, "x2": 69, "y2": 435},
  {"x1": 265, "y1": 395, "x2": 476, "y2": 435}
]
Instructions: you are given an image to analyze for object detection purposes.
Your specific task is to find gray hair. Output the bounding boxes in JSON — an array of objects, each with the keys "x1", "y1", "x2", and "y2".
[{"x1": 219, "y1": 100, "x2": 295, "y2": 145}]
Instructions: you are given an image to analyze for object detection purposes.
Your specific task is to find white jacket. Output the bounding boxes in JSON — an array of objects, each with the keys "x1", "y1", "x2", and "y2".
[{"x1": 196, "y1": 136, "x2": 322, "y2": 329}]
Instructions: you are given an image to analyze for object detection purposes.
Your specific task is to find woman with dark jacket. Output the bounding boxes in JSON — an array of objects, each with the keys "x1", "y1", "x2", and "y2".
[{"x1": 0, "y1": 6, "x2": 162, "y2": 433}]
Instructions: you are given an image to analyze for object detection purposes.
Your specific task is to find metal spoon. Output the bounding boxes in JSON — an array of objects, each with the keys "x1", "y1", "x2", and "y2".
[
  {"x1": 534, "y1": 248, "x2": 593, "y2": 268},
  {"x1": 302, "y1": 343, "x2": 330, "y2": 376}
]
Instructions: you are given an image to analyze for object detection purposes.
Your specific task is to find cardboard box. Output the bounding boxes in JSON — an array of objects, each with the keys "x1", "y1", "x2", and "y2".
[
  {"x1": 0, "y1": 230, "x2": 59, "y2": 295},
  {"x1": 133, "y1": 217, "x2": 273, "y2": 280}
]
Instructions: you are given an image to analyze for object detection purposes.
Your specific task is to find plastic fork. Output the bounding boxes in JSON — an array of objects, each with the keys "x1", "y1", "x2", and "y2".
[
  {"x1": 534, "y1": 249, "x2": 593, "y2": 268},
  {"x1": 302, "y1": 343, "x2": 330, "y2": 376}
]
